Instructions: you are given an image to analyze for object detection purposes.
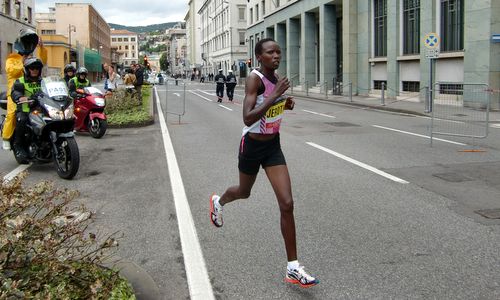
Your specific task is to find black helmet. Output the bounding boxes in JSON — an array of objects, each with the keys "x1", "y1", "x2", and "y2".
[
  {"x1": 64, "y1": 64, "x2": 76, "y2": 74},
  {"x1": 14, "y1": 29, "x2": 39, "y2": 55},
  {"x1": 76, "y1": 67, "x2": 88, "y2": 76},
  {"x1": 24, "y1": 57, "x2": 43, "y2": 79}
]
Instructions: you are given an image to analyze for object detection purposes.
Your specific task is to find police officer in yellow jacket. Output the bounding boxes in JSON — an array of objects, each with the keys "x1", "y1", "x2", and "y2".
[
  {"x1": 68, "y1": 67, "x2": 91, "y2": 98},
  {"x1": 10, "y1": 58, "x2": 43, "y2": 162},
  {"x1": 2, "y1": 29, "x2": 40, "y2": 151}
]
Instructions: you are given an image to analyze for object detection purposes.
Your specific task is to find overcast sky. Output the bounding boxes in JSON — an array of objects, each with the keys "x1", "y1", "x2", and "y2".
[{"x1": 35, "y1": 0, "x2": 188, "y2": 26}]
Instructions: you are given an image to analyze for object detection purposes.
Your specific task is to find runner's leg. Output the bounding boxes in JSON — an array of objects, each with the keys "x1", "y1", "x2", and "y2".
[
  {"x1": 264, "y1": 164, "x2": 297, "y2": 261},
  {"x1": 219, "y1": 171, "x2": 257, "y2": 205}
]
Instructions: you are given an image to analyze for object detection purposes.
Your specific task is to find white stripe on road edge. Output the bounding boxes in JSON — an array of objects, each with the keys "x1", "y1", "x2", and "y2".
[
  {"x1": 189, "y1": 91, "x2": 213, "y2": 102},
  {"x1": 173, "y1": 93, "x2": 180, "y2": 97},
  {"x1": 2, "y1": 164, "x2": 31, "y2": 182},
  {"x1": 197, "y1": 89, "x2": 216, "y2": 96},
  {"x1": 302, "y1": 109, "x2": 336, "y2": 118},
  {"x1": 306, "y1": 142, "x2": 409, "y2": 184},
  {"x1": 218, "y1": 104, "x2": 233, "y2": 111},
  {"x1": 372, "y1": 125, "x2": 467, "y2": 146},
  {"x1": 155, "y1": 88, "x2": 215, "y2": 300}
]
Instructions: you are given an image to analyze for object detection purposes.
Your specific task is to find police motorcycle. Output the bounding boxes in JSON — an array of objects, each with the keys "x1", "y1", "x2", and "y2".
[{"x1": 0, "y1": 76, "x2": 80, "y2": 179}]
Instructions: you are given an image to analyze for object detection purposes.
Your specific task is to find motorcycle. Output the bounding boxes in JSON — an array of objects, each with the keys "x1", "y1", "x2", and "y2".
[
  {"x1": 0, "y1": 76, "x2": 80, "y2": 179},
  {"x1": 74, "y1": 86, "x2": 107, "y2": 138}
]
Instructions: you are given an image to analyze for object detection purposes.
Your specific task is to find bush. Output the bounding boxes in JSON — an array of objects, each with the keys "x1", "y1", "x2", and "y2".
[
  {"x1": 105, "y1": 87, "x2": 153, "y2": 127},
  {"x1": 0, "y1": 173, "x2": 135, "y2": 299}
]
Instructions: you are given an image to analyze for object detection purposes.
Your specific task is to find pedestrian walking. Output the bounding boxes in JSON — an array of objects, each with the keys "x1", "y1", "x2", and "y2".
[
  {"x1": 133, "y1": 63, "x2": 144, "y2": 104},
  {"x1": 214, "y1": 69, "x2": 226, "y2": 102},
  {"x1": 209, "y1": 38, "x2": 319, "y2": 288},
  {"x1": 225, "y1": 69, "x2": 237, "y2": 102}
]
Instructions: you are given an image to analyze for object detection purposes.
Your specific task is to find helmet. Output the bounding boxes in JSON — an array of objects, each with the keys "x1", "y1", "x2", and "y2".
[
  {"x1": 76, "y1": 67, "x2": 88, "y2": 76},
  {"x1": 14, "y1": 29, "x2": 39, "y2": 55},
  {"x1": 64, "y1": 64, "x2": 76, "y2": 74},
  {"x1": 23, "y1": 57, "x2": 43, "y2": 79}
]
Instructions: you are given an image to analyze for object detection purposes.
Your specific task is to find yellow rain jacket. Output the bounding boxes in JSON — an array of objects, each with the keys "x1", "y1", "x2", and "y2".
[{"x1": 2, "y1": 45, "x2": 46, "y2": 140}]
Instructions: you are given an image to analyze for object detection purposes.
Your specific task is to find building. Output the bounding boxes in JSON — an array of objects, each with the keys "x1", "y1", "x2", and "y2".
[
  {"x1": 198, "y1": 0, "x2": 248, "y2": 78},
  {"x1": 246, "y1": 0, "x2": 500, "y2": 109},
  {"x1": 165, "y1": 26, "x2": 187, "y2": 75},
  {"x1": 0, "y1": 0, "x2": 36, "y2": 84},
  {"x1": 110, "y1": 29, "x2": 139, "y2": 71},
  {"x1": 185, "y1": 0, "x2": 204, "y2": 76},
  {"x1": 35, "y1": 34, "x2": 71, "y2": 76},
  {"x1": 36, "y1": 3, "x2": 111, "y2": 81}
]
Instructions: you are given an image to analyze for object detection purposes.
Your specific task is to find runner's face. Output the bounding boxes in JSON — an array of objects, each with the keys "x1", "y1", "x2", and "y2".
[{"x1": 258, "y1": 41, "x2": 281, "y2": 70}]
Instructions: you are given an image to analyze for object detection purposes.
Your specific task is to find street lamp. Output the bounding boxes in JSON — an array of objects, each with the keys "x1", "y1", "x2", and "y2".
[{"x1": 97, "y1": 44, "x2": 103, "y2": 81}]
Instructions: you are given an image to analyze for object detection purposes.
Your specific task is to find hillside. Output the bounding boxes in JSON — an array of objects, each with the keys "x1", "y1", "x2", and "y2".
[{"x1": 108, "y1": 22, "x2": 182, "y2": 33}]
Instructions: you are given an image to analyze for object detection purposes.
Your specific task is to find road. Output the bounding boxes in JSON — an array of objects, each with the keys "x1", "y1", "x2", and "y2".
[{"x1": 2, "y1": 80, "x2": 500, "y2": 299}]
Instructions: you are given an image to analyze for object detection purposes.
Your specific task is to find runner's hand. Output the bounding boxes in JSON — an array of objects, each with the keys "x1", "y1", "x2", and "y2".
[
  {"x1": 285, "y1": 96, "x2": 295, "y2": 110},
  {"x1": 269, "y1": 77, "x2": 290, "y2": 102}
]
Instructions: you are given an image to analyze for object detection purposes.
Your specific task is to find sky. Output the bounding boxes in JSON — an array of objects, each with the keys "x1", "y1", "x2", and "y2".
[{"x1": 35, "y1": 0, "x2": 188, "y2": 26}]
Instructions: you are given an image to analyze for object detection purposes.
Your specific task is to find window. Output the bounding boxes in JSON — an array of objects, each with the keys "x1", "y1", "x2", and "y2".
[
  {"x1": 403, "y1": 0, "x2": 420, "y2": 54},
  {"x1": 112, "y1": 38, "x2": 116, "y2": 42},
  {"x1": 7, "y1": 43, "x2": 13, "y2": 54},
  {"x1": 262, "y1": 1, "x2": 265, "y2": 15},
  {"x1": 441, "y1": 0, "x2": 464, "y2": 52},
  {"x1": 402, "y1": 81, "x2": 420, "y2": 92},
  {"x1": 41, "y1": 30, "x2": 56, "y2": 35},
  {"x1": 119, "y1": 46, "x2": 122, "y2": 50},
  {"x1": 15, "y1": 2, "x2": 20, "y2": 19},
  {"x1": 373, "y1": 80, "x2": 387, "y2": 90},
  {"x1": 124, "y1": 38, "x2": 128, "y2": 42},
  {"x1": 439, "y1": 83, "x2": 463, "y2": 95},
  {"x1": 131, "y1": 37, "x2": 136, "y2": 41},
  {"x1": 275, "y1": 0, "x2": 280, "y2": 7},
  {"x1": 4, "y1": 0, "x2": 11, "y2": 15},
  {"x1": 27, "y1": 7, "x2": 32, "y2": 23},
  {"x1": 374, "y1": 0, "x2": 387, "y2": 57},
  {"x1": 125, "y1": 45, "x2": 129, "y2": 50},
  {"x1": 249, "y1": 8, "x2": 253, "y2": 24},
  {"x1": 239, "y1": 7, "x2": 245, "y2": 20},
  {"x1": 118, "y1": 38, "x2": 122, "y2": 42},
  {"x1": 256, "y1": 4, "x2": 259, "y2": 21},
  {"x1": 239, "y1": 31, "x2": 245, "y2": 45},
  {"x1": 132, "y1": 45, "x2": 135, "y2": 50}
]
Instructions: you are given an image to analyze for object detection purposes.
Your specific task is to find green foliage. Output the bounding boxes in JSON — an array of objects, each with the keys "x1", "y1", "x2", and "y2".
[
  {"x1": 105, "y1": 87, "x2": 153, "y2": 126},
  {"x1": 160, "y1": 52, "x2": 169, "y2": 71},
  {"x1": 0, "y1": 173, "x2": 135, "y2": 298},
  {"x1": 108, "y1": 22, "x2": 181, "y2": 33}
]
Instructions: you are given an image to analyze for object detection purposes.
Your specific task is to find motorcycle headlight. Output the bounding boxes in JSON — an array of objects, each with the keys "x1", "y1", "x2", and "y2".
[
  {"x1": 44, "y1": 104, "x2": 65, "y2": 120},
  {"x1": 64, "y1": 104, "x2": 74, "y2": 119},
  {"x1": 95, "y1": 97, "x2": 105, "y2": 107}
]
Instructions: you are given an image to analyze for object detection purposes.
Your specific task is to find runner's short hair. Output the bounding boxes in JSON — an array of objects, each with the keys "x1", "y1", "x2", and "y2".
[{"x1": 255, "y1": 38, "x2": 276, "y2": 56}]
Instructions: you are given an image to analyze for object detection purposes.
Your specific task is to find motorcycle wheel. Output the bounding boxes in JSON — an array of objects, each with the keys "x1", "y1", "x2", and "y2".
[
  {"x1": 88, "y1": 118, "x2": 107, "y2": 139},
  {"x1": 54, "y1": 137, "x2": 80, "y2": 179}
]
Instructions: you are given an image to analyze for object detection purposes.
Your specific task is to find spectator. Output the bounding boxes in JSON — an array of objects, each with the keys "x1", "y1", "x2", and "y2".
[{"x1": 133, "y1": 63, "x2": 144, "y2": 104}]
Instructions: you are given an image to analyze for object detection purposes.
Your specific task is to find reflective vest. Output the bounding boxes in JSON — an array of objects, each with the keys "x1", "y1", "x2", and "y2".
[
  {"x1": 19, "y1": 76, "x2": 41, "y2": 113},
  {"x1": 71, "y1": 77, "x2": 90, "y2": 89}
]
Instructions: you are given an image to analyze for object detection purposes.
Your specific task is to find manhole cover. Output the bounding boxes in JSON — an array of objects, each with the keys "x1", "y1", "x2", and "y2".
[
  {"x1": 325, "y1": 122, "x2": 360, "y2": 127},
  {"x1": 475, "y1": 209, "x2": 500, "y2": 219},
  {"x1": 432, "y1": 173, "x2": 473, "y2": 182}
]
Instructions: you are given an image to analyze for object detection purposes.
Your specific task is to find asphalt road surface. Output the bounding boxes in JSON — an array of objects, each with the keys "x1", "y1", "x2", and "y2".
[{"x1": 2, "y1": 80, "x2": 500, "y2": 299}]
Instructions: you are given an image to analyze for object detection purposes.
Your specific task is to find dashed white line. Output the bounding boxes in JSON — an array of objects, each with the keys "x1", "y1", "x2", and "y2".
[
  {"x1": 189, "y1": 91, "x2": 213, "y2": 102},
  {"x1": 302, "y1": 109, "x2": 336, "y2": 118},
  {"x1": 372, "y1": 125, "x2": 467, "y2": 146},
  {"x1": 306, "y1": 142, "x2": 409, "y2": 184},
  {"x1": 155, "y1": 88, "x2": 215, "y2": 300},
  {"x1": 218, "y1": 104, "x2": 233, "y2": 111}
]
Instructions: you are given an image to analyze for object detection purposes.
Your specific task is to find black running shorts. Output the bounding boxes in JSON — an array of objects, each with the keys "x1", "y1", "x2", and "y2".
[{"x1": 238, "y1": 133, "x2": 286, "y2": 175}]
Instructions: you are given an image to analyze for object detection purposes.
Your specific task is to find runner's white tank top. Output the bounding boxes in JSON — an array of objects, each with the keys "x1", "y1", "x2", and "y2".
[{"x1": 242, "y1": 69, "x2": 286, "y2": 136}]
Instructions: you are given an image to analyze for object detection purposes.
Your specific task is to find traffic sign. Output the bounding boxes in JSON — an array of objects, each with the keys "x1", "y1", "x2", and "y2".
[
  {"x1": 424, "y1": 32, "x2": 440, "y2": 49},
  {"x1": 425, "y1": 49, "x2": 440, "y2": 59}
]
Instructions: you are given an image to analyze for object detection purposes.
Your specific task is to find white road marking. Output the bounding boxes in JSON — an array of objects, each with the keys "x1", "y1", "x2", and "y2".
[
  {"x1": 372, "y1": 125, "x2": 467, "y2": 146},
  {"x1": 197, "y1": 89, "x2": 216, "y2": 96},
  {"x1": 218, "y1": 104, "x2": 233, "y2": 111},
  {"x1": 173, "y1": 93, "x2": 180, "y2": 97},
  {"x1": 2, "y1": 164, "x2": 31, "y2": 182},
  {"x1": 189, "y1": 91, "x2": 213, "y2": 102},
  {"x1": 306, "y1": 142, "x2": 409, "y2": 184},
  {"x1": 302, "y1": 109, "x2": 336, "y2": 118},
  {"x1": 155, "y1": 88, "x2": 215, "y2": 300},
  {"x1": 491, "y1": 123, "x2": 500, "y2": 129}
]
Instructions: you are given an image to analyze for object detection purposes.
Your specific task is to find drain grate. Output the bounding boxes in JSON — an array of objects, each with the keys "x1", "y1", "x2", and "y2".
[
  {"x1": 325, "y1": 122, "x2": 360, "y2": 127},
  {"x1": 432, "y1": 173, "x2": 473, "y2": 183},
  {"x1": 475, "y1": 209, "x2": 500, "y2": 219}
]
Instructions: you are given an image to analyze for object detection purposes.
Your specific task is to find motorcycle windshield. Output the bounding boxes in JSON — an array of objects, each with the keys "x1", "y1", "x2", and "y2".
[
  {"x1": 84, "y1": 87, "x2": 103, "y2": 96},
  {"x1": 41, "y1": 76, "x2": 69, "y2": 100}
]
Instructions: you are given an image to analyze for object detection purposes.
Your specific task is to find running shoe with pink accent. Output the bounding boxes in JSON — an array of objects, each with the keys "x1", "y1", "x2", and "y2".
[
  {"x1": 209, "y1": 194, "x2": 223, "y2": 227},
  {"x1": 285, "y1": 265, "x2": 319, "y2": 288}
]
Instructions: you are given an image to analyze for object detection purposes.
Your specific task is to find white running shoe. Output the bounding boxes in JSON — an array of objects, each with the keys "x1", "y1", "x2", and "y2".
[
  {"x1": 285, "y1": 265, "x2": 319, "y2": 288},
  {"x1": 2, "y1": 140, "x2": 11, "y2": 150},
  {"x1": 209, "y1": 194, "x2": 223, "y2": 227}
]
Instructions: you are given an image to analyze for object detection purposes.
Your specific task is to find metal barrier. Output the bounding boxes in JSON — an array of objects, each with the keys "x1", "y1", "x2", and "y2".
[
  {"x1": 430, "y1": 83, "x2": 490, "y2": 146},
  {"x1": 165, "y1": 78, "x2": 186, "y2": 123}
]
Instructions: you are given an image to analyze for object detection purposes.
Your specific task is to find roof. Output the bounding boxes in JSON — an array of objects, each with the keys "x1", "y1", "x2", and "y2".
[{"x1": 110, "y1": 29, "x2": 137, "y2": 36}]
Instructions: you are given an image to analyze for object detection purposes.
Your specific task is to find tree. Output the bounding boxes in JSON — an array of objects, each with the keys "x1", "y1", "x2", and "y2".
[{"x1": 160, "y1": 52, "x2": 169, "y2": 71}]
